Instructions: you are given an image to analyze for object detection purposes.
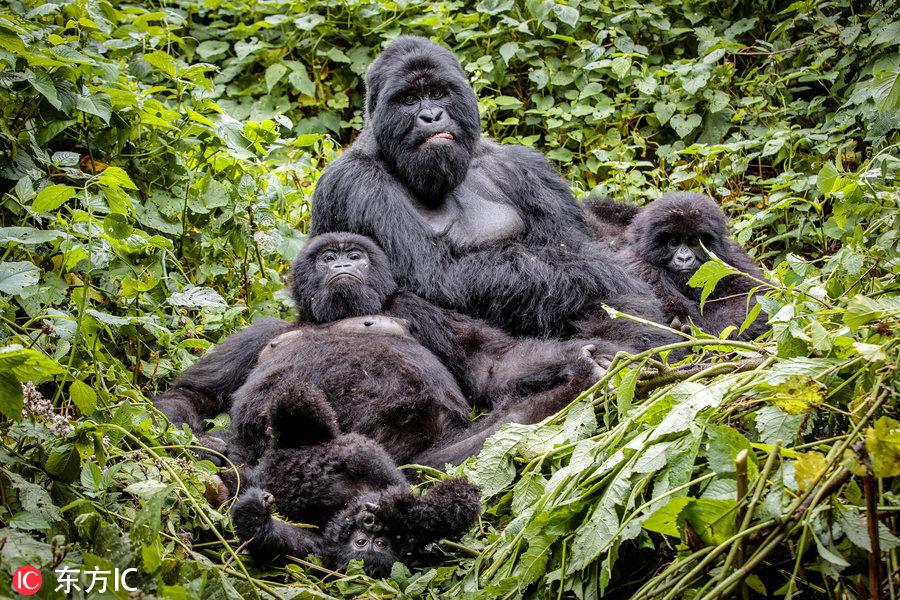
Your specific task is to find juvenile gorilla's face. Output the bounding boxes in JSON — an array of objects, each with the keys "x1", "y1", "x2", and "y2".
[
  {"x1": 366, "y1": 37, "x2": 482, "y2": 203},
  {"x1": 290, "y1": 233, "x2": 397, "y2": 324},
  {"x1": 316, "y1": 244, "x2": 370, "y2": 286},
  {"x1": 657, "y1": 230, "x2": 717, "y2": 275},
  {"x1": 631, "y1": 193, "x2": 731, "y2": 284}
]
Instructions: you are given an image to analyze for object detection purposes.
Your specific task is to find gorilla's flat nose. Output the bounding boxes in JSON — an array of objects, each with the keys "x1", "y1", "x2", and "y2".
[
  {"x1": 675, "y1": 254, "x2": 692, "y2": 265},
  {"x1": 419, "y1": 108, "x2": 444, "y2": 124}
]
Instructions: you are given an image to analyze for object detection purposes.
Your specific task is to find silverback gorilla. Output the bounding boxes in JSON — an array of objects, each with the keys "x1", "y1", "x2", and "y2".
[
  {"x1": 231, "y1": 392, "x2": 480, "y2": 576},
  {"x1": 623, "y1": 193, "x2": 769, "y2": 340},
  {"x1": 309, "y1": 35, "x2": 670, "y2": 344},
  {"x1": 154, "y1": 233, "x2": 610, "y2": 469}
]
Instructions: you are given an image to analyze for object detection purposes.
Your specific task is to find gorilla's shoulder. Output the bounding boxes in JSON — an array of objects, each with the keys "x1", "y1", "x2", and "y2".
[{"x1": 476, "y1": 137, "x2": 555, "y2": 172}]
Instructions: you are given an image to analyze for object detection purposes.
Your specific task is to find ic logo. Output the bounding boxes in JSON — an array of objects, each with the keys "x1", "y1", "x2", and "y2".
[{"x1": 12, "y1": 566, "x2": 42, "y2": 595}]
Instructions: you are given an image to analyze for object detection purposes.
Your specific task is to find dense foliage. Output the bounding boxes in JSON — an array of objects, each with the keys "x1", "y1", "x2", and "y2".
[{"x1": 0, "y1": 0, "x2": 897, "y2": 598}]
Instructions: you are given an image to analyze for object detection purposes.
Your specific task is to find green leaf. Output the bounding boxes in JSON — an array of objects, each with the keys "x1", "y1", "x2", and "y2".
[
  {"x1": 167, "y1": 285, "x2": 226, "y2": 309},
  {"x1": 670, "y1": 113, "x2": 702, "y2": 137},
  {"x1": 705, "y1": 424, "x2": 754, "y2": 474},
  {"x1": 32, "y1": 184, "x2": 76, "y2": 212},
  {"x1": 866, "y1": 416, "x2": 900, "y2": 478},
  {"x1": 498, "y1": 42, "x2": 518, "y2": 65},
  {"x1": 25, "y1": 68, "x2": 61, "y2": 109},
  {"x1": 0, "y1": 261, "x2": 40, "y2": 295},
  {"x1": 265, "y1": 63, "x2": 288, "y2": 92},
  {"x1": 144, "y1": 50, "x2": 176, "y2": 77},
  {"x1": 643, "y1": 496, "x2": 692, "y2": 537},
  {"x1": 0, "y1": 371, "x2": 23, "y2": 420},
  {"x1": 70, "y1": 380, "x2": 98, "y2": 415},
  {"x1": 686, "y1": 258, "x2": 740, "y2": 309},
  {"x1": 98, "y1": 166, "x2": 137, "y2": 190},
  {"x1": 196, "y1": 40, "x2": 229, "y2": 59},
  {"x1": 75, "y1": 91, "x2": 112, "y2": 124},
  {"x1": 528, "y1": 69, "x2": 548, "y2": 89},
  {"x1": 653, "y1": 101, "x2": 676, "y2": 125}
]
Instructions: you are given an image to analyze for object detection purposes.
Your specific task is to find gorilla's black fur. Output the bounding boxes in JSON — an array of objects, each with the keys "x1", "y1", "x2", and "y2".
[
  {"x1": 582, "y1": 196, "x2": 641, "y2": 251},
  {"x1": 227, "y1": 232, "x2": 609, "y2": 468},
  {"x1": 155, "y1": 232, "x2": 611, "y2": 470},
  {"x1": 624, "y1": 193, "x2": 769, "y2": 339},
  {"x1": 310, "y1": 35, "x2": 670, "y2": 344},
  {"x1": 231, "y1": 392, "x2": 480, "y2": 576}
]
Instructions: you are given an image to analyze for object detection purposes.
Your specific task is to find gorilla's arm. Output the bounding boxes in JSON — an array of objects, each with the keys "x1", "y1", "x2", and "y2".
[
  {"x1": 232, "y1": 487, "x2": 322, "y2": 564},
  {"x1": 378, "y1": 478, "x2": 481, "y2": 544},
  {"x1": 386, "y1": 292, "x2": 605, "y2": 408},
  {"x1": 414, "y1": 352, "x2": 601, "y2": 467},
  {"x1": 153, "y1": 317, "x2": 295, "y2": 436}
]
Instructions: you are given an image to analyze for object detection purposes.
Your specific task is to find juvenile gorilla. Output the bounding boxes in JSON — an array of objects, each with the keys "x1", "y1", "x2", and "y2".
[
  {"x1": 310, "y1": 35, "x2": 670, "y2": 346},
  {"x1": 227, "y1": 232, "x2": 609, "y2": 468},
  {"x1": 155, "y1": 232, "x2": 611, "y2": 468},
  {"x1": 232, "y1": 392, "x2": 480, "y2": 576},
  {"x1": 623, "y1": 193, "x2": 769, "y2": 339}
]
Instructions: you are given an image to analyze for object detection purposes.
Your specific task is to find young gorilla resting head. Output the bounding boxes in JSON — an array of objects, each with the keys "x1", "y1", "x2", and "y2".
[
  {"x1": 231, "y1": 391, "x2": 481, "y2": 577},
  {"x1": 227, "y1": 231, "x2": 609, "y2": 471},
  {"x1": 623, "y1": 192, "x2": 769, "y2": 339}
]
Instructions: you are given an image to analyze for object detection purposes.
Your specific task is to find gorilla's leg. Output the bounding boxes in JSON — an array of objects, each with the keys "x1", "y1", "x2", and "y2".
[
  {"x1": 230, "y1": 367, "x2": 333, "y2": 468},
  {"x1": 231, "y1": 487, "x2": 322, "y2": 563},
  {"x1": 415, "y1": 349, "x2": 603, "y2": 467}
]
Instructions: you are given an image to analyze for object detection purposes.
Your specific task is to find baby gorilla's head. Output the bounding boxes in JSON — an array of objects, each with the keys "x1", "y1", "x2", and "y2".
[
  {"x1": 630, "y1": 193, "x2": 730, "y2": 284},
  {"x1": 323, "y1": 492, "x2": 408, "y2": 578},
  {"x1": 290, "y1": 232, "x2": 397, "y2": 324}
]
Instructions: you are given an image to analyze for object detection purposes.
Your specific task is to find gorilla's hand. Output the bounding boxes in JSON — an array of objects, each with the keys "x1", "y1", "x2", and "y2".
[
  {"x1": 231, "y1": 488, "x2": 275, "y2": 541},
  {"x1": 357, "y1": 502, "x2": 384, "y2": 533},
  {"x1": 195, "y1": 432, "x2": 228, "y2": 465},
  {"x1": 579, "y1": 344, "x2": 611, "y2": 381}
]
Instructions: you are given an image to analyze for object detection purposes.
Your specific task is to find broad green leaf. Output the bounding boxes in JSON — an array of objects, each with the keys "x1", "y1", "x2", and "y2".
[
  {"x1": 25, "y1": 68, "x2": 61, "y2": 109},
  {"x1": 167, "y1": 285, "x2": 226, "y2": 309},
  {"x1": 794, "y1": 451, "x2": 827, "y2": 492},
  {"x1": 687, "y1": 258, "x2": 740, "y2": 309},
  {"x1": 196, "y1": 40, "x2": 229, "y2": 59},
  {"x1": 70, "y1": 380, "x2": 97, "y2": 415},
  {"x1": 265, "y1": 63, "x2": 288, "y2": 92},
  {"x1": 653, "y1": 101, "x2": 676, "y2": 125},
  {"x1": 0, "y1": 261, "x2": 40, "y2": 295},
  {"x1": 75, "y1": 91, "x2": 112, "y2": 124},
  {"x1": 670, "y1": 113, "x2": 702, "y2": 137},
  {"x1": 642, "y1": 496, "x2": 692, "y2": 537},
  {"x1": 98, "y1": 166, "x2": 137, "y2": 190},
  {"x1": 143, "y1": 50, "x2": 176, "y2": 77},
  {"x1": 705, "y1": 424, "x2": 754, "y2": 474},
  {"x1": 32, "y1": 184, "x2": 76, "y2": 212},
  {"x1": 0, "y1": 371, "x2": 23, "y2": 420}
]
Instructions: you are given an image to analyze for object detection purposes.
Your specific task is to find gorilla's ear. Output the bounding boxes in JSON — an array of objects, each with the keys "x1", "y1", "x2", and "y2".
[{"x1": 270, "y1": 385, "x2": 339, "y2": 448}]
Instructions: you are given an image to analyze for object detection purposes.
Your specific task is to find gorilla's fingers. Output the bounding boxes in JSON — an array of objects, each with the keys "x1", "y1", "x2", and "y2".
[
  {"x1": 195, "y1": 433, "x2": 228, "y2": 466},
  {"x1": 580, "y1": 343, "x2": 611, "y2": 381}
]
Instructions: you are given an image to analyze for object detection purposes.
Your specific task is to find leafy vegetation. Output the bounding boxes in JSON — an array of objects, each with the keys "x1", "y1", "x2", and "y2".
[{"x1": 0, "y1": 0, "x2": 898, "y2": 598}]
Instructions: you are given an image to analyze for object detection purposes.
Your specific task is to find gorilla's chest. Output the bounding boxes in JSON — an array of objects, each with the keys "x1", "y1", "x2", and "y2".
[{"x1": 409, "y1": 170, "x2": 525, "y2": 249}]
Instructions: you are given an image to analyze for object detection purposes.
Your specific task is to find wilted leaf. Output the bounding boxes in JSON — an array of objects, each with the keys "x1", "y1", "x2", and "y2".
[
  {"x1": 794, "y1": 451, "x2": 828, "y2": 492},
  {"x1": 866, "y1": 416, "x2": 900, "y2": 478}
]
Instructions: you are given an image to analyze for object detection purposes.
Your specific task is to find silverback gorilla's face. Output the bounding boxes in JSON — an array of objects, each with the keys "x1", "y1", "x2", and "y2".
[
  {"x1": 290, "y1": 233, "x2": 397, "y2": 324},
  {"x1": 365, "y1": 36, "x2": 482, "y2": 203}
]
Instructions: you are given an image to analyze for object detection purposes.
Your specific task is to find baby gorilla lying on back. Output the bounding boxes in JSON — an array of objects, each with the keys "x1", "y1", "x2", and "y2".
[
  {"x1": 619, "y1": 192, "x2": 769, "y2": 339},
  {"x1": 231, "y1": 390, "x2": 480, "y2": 577}
]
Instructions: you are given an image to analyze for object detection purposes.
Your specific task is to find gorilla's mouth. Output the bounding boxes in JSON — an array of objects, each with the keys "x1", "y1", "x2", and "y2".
[
  {"x1": 327, "y1": 272, "x2": 363, "y2": 285},
  {"x1": 425, "y1": 132, "x2": 455, "y2": 143}
]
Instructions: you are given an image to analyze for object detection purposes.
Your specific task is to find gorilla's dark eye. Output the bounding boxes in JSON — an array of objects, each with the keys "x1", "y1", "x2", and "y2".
[
  {"x1": 666, "y1": 237, "x2": 679, "y2": 248},
  {"x1": 373, "y1": 538, "x2": 386, "y2": 549},
  {"x1": 429, "y1": 88, "x2": 446, "y2": 100},
  {"x1": 321, "y1": 251, "x2": 336, "y2": 263},
  {"x1": 401, "y1": 93, "x2": 419, "y2": 106},
  {"x1": 348, "y1": 250, "x2": 363, "y2": 261},
  {"x1": 354, "y1": 538, "x2": 368, "y2": 548}
]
